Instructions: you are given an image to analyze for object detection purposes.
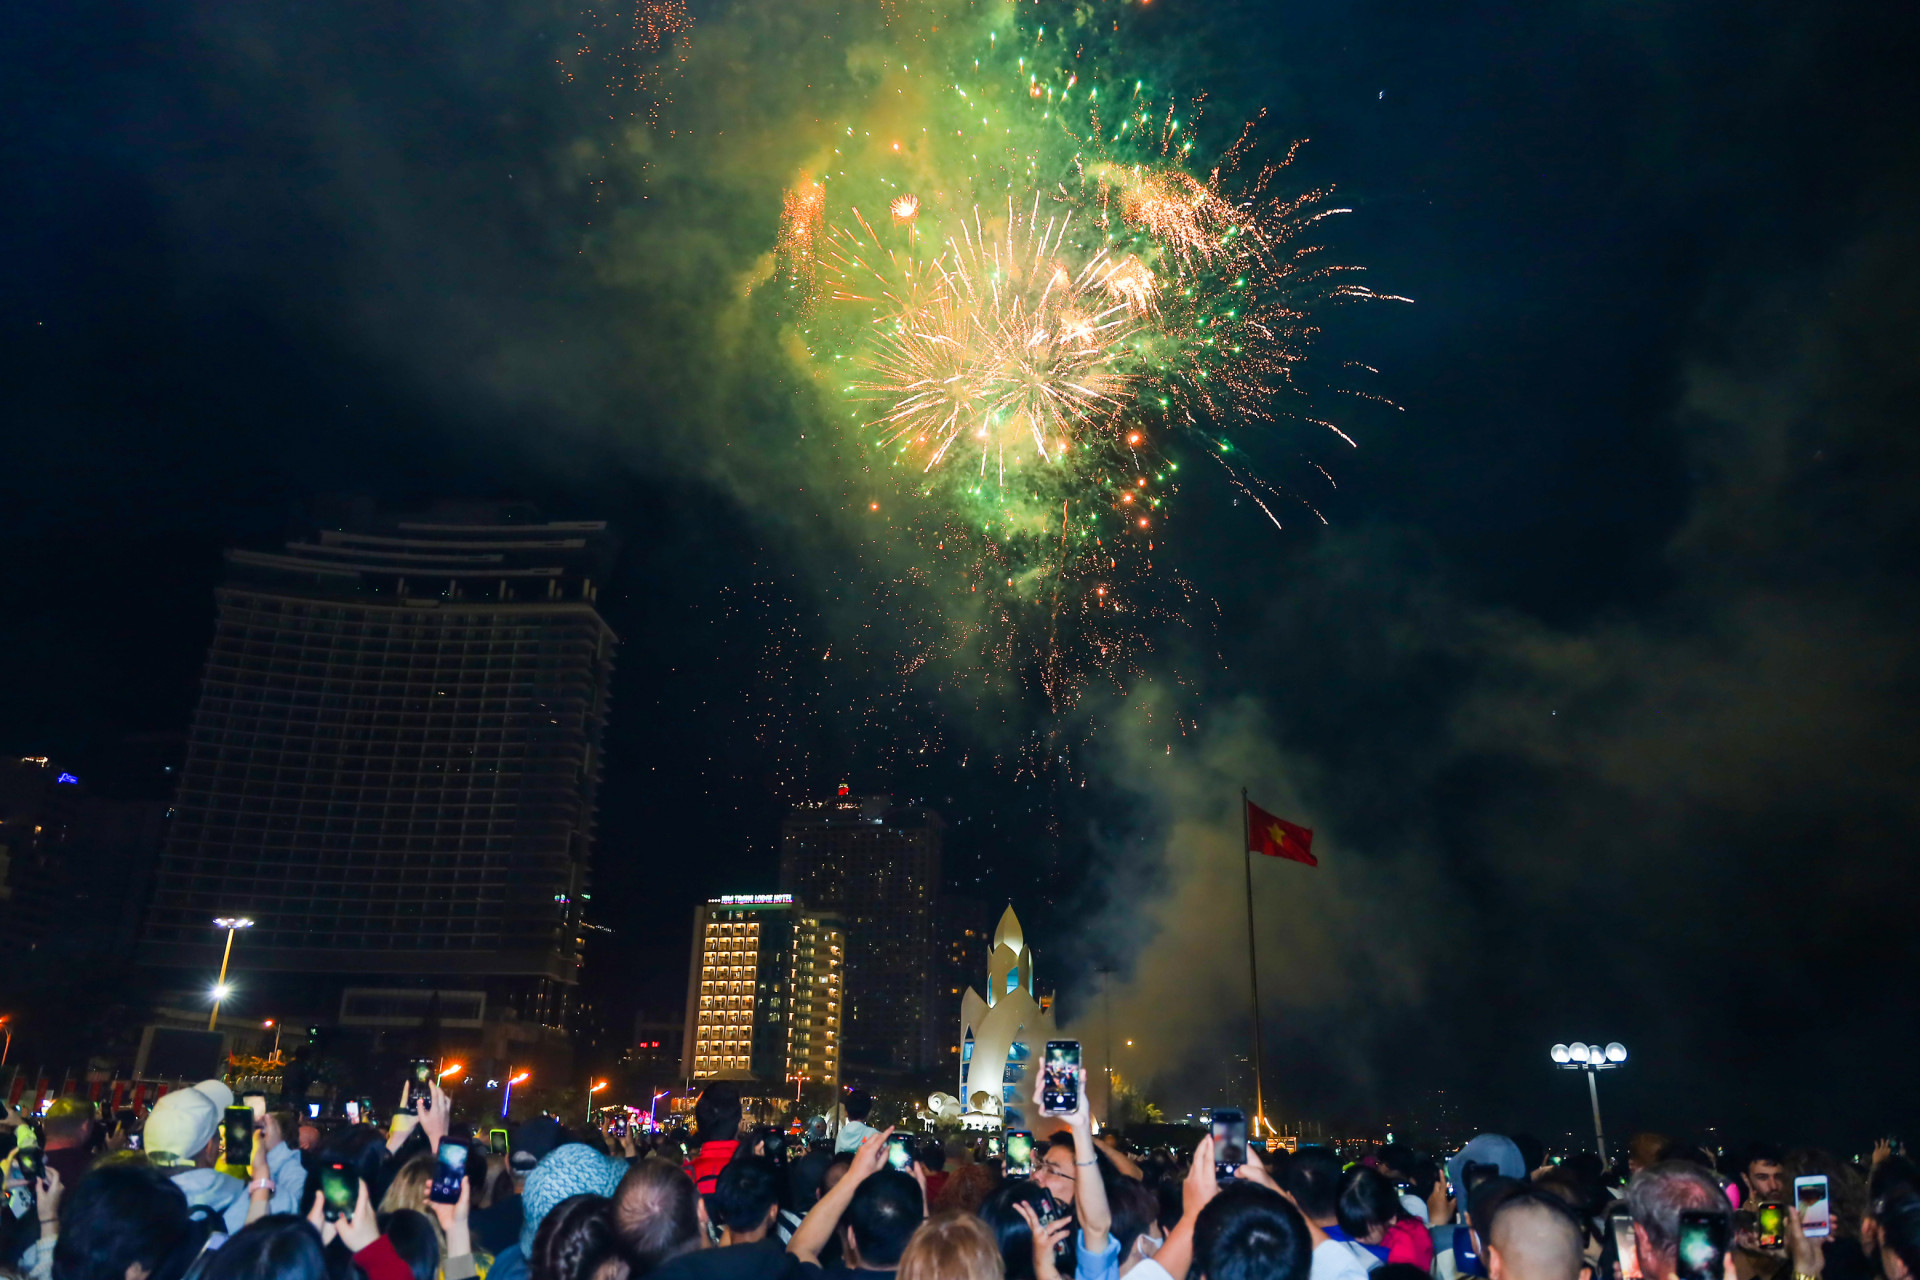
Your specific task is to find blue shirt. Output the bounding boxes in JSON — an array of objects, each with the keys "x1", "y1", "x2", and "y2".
[{"x1": 1077, "y1": 1230, "x2": 1122, "y2": 1280}]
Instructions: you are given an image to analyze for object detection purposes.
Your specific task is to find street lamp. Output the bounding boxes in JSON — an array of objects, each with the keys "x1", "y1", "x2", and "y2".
[
  {"x1": 650, "y1": 1089, "x2": 670, "y2": 1130},
  {"x1": 502, "y1": 1069, "x2": 530, "y2": 1119},
  {"x1": 1550, "y1": 1041, "x2": 1627, "y2": 1165},
  {"x1": 209, "y1": 917, "x2": 255, "y2": 1031},
  {"x1": 588, "y1": 1079, "x2": 608, "y2": 1125},
  {"x1": 263, "y1": 1020, "x2": 282, "y2": 1062}
]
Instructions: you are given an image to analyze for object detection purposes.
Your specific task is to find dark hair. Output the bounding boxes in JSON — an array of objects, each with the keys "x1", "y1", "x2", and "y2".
[
  {"x1": 1740, "y1": 1143, "x2": 1784, "y2": 1173},
  {"x1": 315, "y1": 1124, "x2": 393, "y2": 1210},
  {"x1": 844, "y1": 1090, "x2": 874, "y2": 1122},
  {"x1": 1280, "y1": 1146, "x2": 1344, "y2": 1223},
  {"x1": 845, "y1": 1169, "x2": 924, "y2": 1267},
  {"x1": 52, "y1": 1162, "x2": 197, "y2": 1280},
  {"x1": 1193, "y1": 1182, "x2": 1311, "y2": 1280},
  {"x1": 712, "y1": 1157, "x2": 781, "y2": 1231},
  {"x1": 982, "y1": 1180, "x2": 1073, "y2": 1280},
  {"x1": 1108, "y1": 1175, "x2": 1161, "y2": 1258},
  {"x1": 380, "y1": 1209, "x2": 441, "y2": 1280},
  {"x1": 1875, "y1": 1192, "x2": 1920, "y2": 1279},
  {"x1": 918, "y1": 1137, "x2": 947, "y2": 1173},
  {"x1": 1873, "y1": 1156, "x2": 1920, "y2": 1205},
  {"x1": 789, "y1": 1151, "x2": 832, "y2": 1209},
  {"x1": 610, "y1": 1159, "x2": 700, "y2": 1272},
  {"x1": 533, "y1": 1194, "x2": 622, "y2": 1280},
  {"x1": 1156, "y1": 1174, "x2": 1185, "y2": 1233},
  {"x1": 1336, "y1": 1166, "x2": 1403, "y2": 1240},
  {"x1": 1375, "y1": 1266, "x2": 1436, "y2": 1280},
  {"x1": 693, "y1": 1084, "x2": 742, "y2": 1144},
  {"x1": 202, "y1": 1215, "x2": 330, "y2": 1280}
]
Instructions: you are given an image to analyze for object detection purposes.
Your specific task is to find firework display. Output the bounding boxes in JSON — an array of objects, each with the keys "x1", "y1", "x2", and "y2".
[{"x1": 761, "y1": 0, "x2": 1401, "y2": 719}]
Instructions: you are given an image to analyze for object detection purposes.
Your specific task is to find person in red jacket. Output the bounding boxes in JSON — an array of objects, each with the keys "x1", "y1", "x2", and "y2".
[{"x1": 685, "y1": 1083, "x2": 745, "y2": 1198}]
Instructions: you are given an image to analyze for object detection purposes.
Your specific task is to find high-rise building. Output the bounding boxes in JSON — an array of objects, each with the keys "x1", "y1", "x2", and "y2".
[
  {"x1": 137, "y1": 509, "x2": 617, "y2": 1038},
  {"x1": 779, "y1": 791, "x2": 944, "y2": 1072},
  {"x1": 681, "y1": 894, "x2": 842, "y2": 1091}
]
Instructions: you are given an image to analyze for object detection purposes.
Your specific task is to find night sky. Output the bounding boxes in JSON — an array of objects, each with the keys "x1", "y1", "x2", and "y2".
[{"x1": 8, "y1": 0, "x2": 1920, "y2": 1149}]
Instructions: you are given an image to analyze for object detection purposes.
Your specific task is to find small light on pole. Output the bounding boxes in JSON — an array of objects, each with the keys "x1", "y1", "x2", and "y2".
[
  {"x1": 588, "y1": 1079, "x2": 608, "y2": 1125},
  {"x1": 1550, "y1": 1040, "x2": 1626, "y2": 1165},
  {"x1": 503, "y1": 1069, "x2": 530, "y2": 1119},
  {"x1": 208, "y1": 917, "x2": 254, "y2": 1031}
]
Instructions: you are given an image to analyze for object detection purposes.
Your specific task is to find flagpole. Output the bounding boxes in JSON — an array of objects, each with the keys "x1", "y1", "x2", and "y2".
[{"x1": 1242, "y1": 787, "x2": 1269, "y2": 1138}]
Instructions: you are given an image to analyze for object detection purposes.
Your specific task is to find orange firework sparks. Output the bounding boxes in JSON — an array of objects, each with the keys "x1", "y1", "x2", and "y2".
[
  {"x1": 890, "y1": 193, "x2": 919, "y2": 222},
  {"x1": 778, "y1": 179, "x2": 827, "y2": 306}
]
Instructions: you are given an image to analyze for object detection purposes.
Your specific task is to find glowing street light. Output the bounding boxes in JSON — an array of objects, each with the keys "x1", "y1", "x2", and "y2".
[
  {"x1": 208, "y1": 917, "x2": 254, "y2": 1031},
  {"x1": 502, "y1": 1068, "x2": 530, "y2": 1119},
  {"x1": 588, "y1": 1079, "x2": 609, "y2": 1125},
  {"x1": 1549, "y1": 1041, "x2": 1627, "y2": 1165},
  {"x1": 263, "y1": 1019, "x2": 282, "y2": 1062},
  {"x1": 439, "y1": 1063, "x2": 464, "y2": 1081}
]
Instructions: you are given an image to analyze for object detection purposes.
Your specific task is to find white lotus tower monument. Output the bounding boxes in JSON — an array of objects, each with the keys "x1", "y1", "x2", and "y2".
[{"x1": 957, "y1": 904, "x2": 1059, "y2": 1131}]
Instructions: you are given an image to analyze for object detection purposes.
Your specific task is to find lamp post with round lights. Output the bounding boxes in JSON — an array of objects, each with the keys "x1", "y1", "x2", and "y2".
[
  {"x1": 1549, "y1": 1041, "x2": 1626, "y2": 1165},
  {"x1": 209, "y1": 917, "x2": 255, "y2": 1031}
]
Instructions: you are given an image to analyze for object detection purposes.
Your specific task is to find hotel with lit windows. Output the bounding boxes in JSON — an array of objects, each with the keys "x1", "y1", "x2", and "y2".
[{"x1": 682, "y1": 894, "x2": 844, "y2": 1090}]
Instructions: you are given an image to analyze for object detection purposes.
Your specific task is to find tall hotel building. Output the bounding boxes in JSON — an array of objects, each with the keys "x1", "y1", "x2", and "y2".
[
  {"x1": 682, "y1": 895, "x2": 843, "y2": 1090},
  {"x1": 137, "y1": 510, "x2": 616, "y2": 1034},
  {"x1": 779, "y1": 791, "x2": 944, "y2": 1071}
]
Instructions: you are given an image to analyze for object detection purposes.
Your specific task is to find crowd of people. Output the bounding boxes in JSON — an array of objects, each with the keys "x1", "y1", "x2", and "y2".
[{"x1": 3, "y1": 1070, "x2": 1916, "y2": 1280}]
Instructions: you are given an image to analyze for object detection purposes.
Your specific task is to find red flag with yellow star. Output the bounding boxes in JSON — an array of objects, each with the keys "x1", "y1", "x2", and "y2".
[{"x1": 1246, "y1": 799, "x2": 1317, "y2": 866}]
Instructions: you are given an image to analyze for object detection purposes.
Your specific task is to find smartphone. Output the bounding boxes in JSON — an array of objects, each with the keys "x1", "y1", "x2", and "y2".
[
  {"x1": 320, "y1": 1162, "x2": 359, "y2": 1222},
  {"x1": 244, "y1": 1094, "x2": 267, "y2": 1120},
  {"x1": 1757, "y1": 1202, "x2": 1787, "y2": 1250},
  {"x1": 887, "y1": 1132, "x2": 917, "y2": 1171},
  {"x1": 1042, "y1": 1041, "x2": 1082, "y2": 1115},
  {"x1": 224, "y1": 1106, "x2": 255, "y2": 1168},
  {"x1": 1006, "y1": 1130, "x2": 1034, "y2": 1178},
  {"x1": 345, "y1": 1100, "x2": 362, "y2": 1124},
  {"x1": 1676, "y1": 1210, "x2": 1730, "y2": 1280},
  {"x1": 15, "y1": 1148, "x2": 45, "y2": 1208},
  {"x1": 1795, "y1": 1175, "x2": 1831, "y2": 1238},
  {"x1": 490, "y1": 1128, "x2": 510, "y2": 1156},
  {"x1": 1212, "y1": 1107, "x2": 1249, "y2": 1178},
  {"x1": 986, "y1": 1135, "x2": 1002, "y2": 1158},
  {"x1": 307, "y1": 1102, "x2": 322, "y2": 1118},
  {"x1": 1034, "y1": 1190, "x2": 1070, "y2": 1256},
  {"x1": 407, "y1": 1059, "x2": 435, "y2": 1109},
  {"x1": 1612, "y1": 1209, "x2": 1643, "y2": 1280},
  {"x1": 429, "y1": 1140, "x2": 470, "y2": 1205},
  {"x1": 764, "y1": 1131, "x2": 788, "y2": 1164}
]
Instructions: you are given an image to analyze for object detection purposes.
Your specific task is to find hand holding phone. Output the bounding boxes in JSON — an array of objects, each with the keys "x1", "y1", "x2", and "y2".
[
  {"x1": 1611, "y1": 1209, "x2": 1643, "y2": 1280},
  {"x1": 1041, "y1": 1041, "x2": 1082, "y2": 1116},
  {"x1": 1757, "y1": 1202, "x2": 1787, "y2": 1251},
  {"x1": 224, "y1": 1106, "x2": 256, "y2": 1172},
  {"x1": 1211, "y1": 1108, "x2": 1249, "y2": 1179},
  {"x1": 1676, "y1": 1210, "x2": 1730, "y2": 1280},
  {"x1": 428, "y1": 1141, "x2": 470, "y2": 1205},
  {"x1": 1795, "y1": 1176, "x2": 1831, "y2": 1239},
  {"x1": 1005, "y1": 1130, "x2": 1034, "y2": 1178}
]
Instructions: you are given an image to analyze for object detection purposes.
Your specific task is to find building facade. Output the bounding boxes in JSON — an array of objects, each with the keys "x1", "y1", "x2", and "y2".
[
  {"x1": 682, "y1": 895, "x2": 843, "y2": 1092},
  {"x1": 137, "y1": 510, "x2": 617, "y2": 1037},
  {"x1": 958, "y1": 905, "x2": 1057, "y2": 1132},
  {"x1": 778, "y1": 791, "x2": 944, "y2": 1072}
]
